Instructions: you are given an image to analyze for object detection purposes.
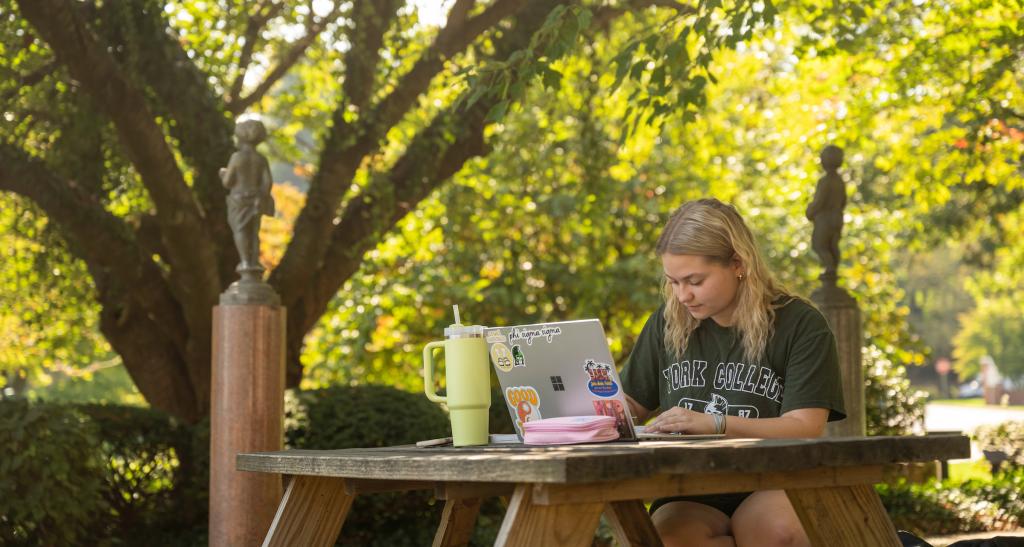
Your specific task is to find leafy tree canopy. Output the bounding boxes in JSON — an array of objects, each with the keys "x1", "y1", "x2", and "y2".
[{"x1": 0, "y1": 0, "x2": 773, "y2": 421}]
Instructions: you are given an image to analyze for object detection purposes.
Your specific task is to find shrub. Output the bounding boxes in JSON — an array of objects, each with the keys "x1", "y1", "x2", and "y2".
[
  {"x1": 0, "y1": 400, "x2": 110, "y2": 546},
  {"x1": 878, "y1": 468, "x2": 1024, "y2": 535},
  {"x1": 286, "y1": 384, "x2": 453, "y2": 546},
  {"x1": 76, "y1": 404, "x2": 207, "y2": 544},
  {"x1": 974, "y1": 421, "x2": 1024, "y2": 471},
  {"x1": 863, "y1": 345, "x2": 927, "y2": 436},
  {"x1": 4, "y1": 386, "x2": 509, "y2": 545}
]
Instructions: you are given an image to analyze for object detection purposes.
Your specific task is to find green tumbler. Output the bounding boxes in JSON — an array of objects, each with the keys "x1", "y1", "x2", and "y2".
[{"x1": 423, "y1": 315, "x2": 490, "y2": 447}]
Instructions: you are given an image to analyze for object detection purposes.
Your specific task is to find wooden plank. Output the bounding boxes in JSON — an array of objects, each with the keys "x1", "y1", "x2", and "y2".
[
  {"x1": 532, "y1": 465, "x2": 885, "y2": 505},
  {"x1": 604, "y1": 500, "x2": 663, "y2": 547},
  {"x1": 432, "y1": 498, "x2": 482, "y2": 547},
  {"x1": 651, "y1": 434, "x2": 970, "y2": 474},
  {"x1": 238, "y1": 445, "x2": 656, "y2": 484},
  {"x1": 495, "y1": 484, "x2": 605, "y2": 547},
  {"x1": 344, "y1": 479, "x2": 434, "y2": 495},
  {"x1": 237, "y1": 435, "x2": 969, "y2": 485},
  {"x1": 262, "y1": 475, "x2": 352, "y2": 547},
  {"x1": 786, "y1": 484, "x2": 901, "y2": 547},
  {"x1": 436, "y1": 482, "x2": 515, "y2": 500}
]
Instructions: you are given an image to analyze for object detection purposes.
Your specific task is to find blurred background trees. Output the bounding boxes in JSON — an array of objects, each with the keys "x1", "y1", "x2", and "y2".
[{"x1": 1, "y1": 0, "x2": 1022, "y2": 415}]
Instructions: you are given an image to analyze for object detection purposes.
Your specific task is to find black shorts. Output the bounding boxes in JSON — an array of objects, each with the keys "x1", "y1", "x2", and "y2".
[{"x1": 649, "y1": 492, "x2": 753, "y2": 518}]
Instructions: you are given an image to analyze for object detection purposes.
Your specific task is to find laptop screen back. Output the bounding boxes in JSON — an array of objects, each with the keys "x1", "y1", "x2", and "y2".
[{"x1": 484, "y1": 319, "x2": 636, "y2": 440}]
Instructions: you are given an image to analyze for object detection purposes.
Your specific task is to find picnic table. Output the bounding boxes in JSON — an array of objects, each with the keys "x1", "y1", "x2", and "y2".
[{"x1": 238, "y1": 434, "x2": 969, "y2": 547}]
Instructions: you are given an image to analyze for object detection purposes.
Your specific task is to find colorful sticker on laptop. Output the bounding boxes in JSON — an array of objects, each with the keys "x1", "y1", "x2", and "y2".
[
  {"x1": 593, "y1": 399, "x2": 635, "y2": 439},
  {"x1": 506, "y1": 386, "x2": 542, "y2": 435},
  {"x1": 486, "y1": 332, "x2": 507, "y2": 344},
  {"x1": 490, "y1": 343, "x2": 514, "y2": 373},
  {"x1": 511, "y1": 344, "x2": 527, "y2": 367},
  {"x1": 583, "y1": 359, "x2": 619, "y2": 397},
  {"x1": 508, "y1": 325, "x2": 563, "y2": 346}
]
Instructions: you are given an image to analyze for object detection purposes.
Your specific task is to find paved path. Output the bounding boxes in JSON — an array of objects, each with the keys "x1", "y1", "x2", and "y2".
[
  {"x1": 925, "y1": 403, "x2": 1024, "y2": 434},
  {"x1": 925, "y1": 529, "x2": 1024, "y2": 547}
]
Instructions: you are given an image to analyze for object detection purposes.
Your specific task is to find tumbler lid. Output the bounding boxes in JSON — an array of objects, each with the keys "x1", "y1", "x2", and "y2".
[{"x1": 444, "y1": 305, "x2": 484, "y2": 338}]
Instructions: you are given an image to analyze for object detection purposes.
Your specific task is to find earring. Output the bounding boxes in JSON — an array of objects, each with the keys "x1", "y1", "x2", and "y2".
[{"x1": 738, "y1": 273, "x2": 745, "y2": 280}]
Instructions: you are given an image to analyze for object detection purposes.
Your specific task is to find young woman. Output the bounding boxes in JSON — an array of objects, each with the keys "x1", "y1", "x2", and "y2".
[{"x1": 621, "y1": 198, "x2": 846, "y2": 547}]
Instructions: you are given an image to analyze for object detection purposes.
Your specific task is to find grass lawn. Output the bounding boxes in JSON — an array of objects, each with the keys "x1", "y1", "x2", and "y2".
[
  {"x1": 946, "y1": 459, "x2": 992, "y2": 483},
  {"x1": 928, "y1": 397, "x2": 1024, "y2": 411}
]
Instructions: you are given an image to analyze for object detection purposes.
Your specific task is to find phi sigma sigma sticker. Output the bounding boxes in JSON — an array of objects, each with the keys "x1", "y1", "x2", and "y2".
[
  {"x1": 490, "y1": 343, "x2": 514, "y2": 373},
  {"x1": 583, "y1": 359, "x2": 619, "y2": 397}
]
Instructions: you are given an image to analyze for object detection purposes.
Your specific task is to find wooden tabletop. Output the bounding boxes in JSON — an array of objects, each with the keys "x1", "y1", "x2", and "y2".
[{"x1": 237, "y1": 434, "x2": 969, "y2": 484}]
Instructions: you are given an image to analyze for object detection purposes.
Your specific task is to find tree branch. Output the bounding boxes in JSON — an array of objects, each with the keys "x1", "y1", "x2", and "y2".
[
  {"x1": 17, "y1": 0, "x2": 222, "y2": 329},
  {"x1": 227, "y1": 6, "x2": 344, "y2": 115},
  {"x1": 0, "y1": 143, "x2": 188, "y2": 353},
  {"x1": 271, "y1": 0, "x2": 531, "y2": 305},
  {"x1": 228, "y1": 1, "x2": 286, "y2": 103},
  {"x1": 94, "y1": 276, "x2": 200, "y2": 422},
  {"x1": 95, "y1": 0, "x2": 238, "y2": 286},
  {"x1": 341, "y1": 0, "x2": 402, "y2": 112}
]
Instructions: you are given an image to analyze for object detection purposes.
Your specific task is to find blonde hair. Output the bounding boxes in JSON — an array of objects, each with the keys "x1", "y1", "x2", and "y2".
[{"x1": 656, "y1": 198, "x2": 789, "y2": 362}]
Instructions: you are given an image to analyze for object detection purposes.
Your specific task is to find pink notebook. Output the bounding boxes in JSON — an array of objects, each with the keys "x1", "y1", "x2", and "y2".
[{"x1": 521, "y1": 416, "x2": 620, "y2": 445}]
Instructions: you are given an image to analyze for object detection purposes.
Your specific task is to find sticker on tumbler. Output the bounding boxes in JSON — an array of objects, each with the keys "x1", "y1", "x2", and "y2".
[
  {"x1": 490, "y1": 343, "x2": 514, "y2": 373},
  {"x1": 506, "y1": 386, "x2": 542, "y2": 436},
  {"x1": 511, "y1": 344, "x2": 527, "y2": 367},
  {"x1": 583, "y1": 359, "x2": 619, "y2": 397}
]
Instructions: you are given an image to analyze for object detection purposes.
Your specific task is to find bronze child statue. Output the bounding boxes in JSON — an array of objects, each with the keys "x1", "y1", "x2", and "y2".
[
  {"x1": 805, "y1": 145, "x2": 847, "y2": 281},
  {"x1": 220, "y1": 119, "x2": 275, "y2": 276}
]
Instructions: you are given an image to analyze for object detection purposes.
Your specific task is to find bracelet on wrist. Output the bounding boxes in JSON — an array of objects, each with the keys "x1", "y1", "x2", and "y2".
[{"x1": 712, "y1": 413, "x2": 724, "y2": 434}]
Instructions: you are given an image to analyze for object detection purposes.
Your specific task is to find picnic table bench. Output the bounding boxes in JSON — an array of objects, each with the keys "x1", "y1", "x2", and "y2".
[{"x1": 238, "y1": 433, "x2": 969, "y2": 547}]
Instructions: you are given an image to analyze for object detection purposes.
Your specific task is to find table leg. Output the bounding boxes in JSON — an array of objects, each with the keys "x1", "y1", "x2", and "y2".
[
  {"x1": 494, "y1": 484, "x2": 605, "y2": 547},
  {"x1": 262, "y1": 475, "x2": 353, "y2": 547},
  {"x1": 603, "y1": 500, "x2": 663, "y2": 547},
  {"x1": 433, "y1": 498, "x2": 482, "y2": 547},
  {"x1": 786, "y1": 484, "x2": 901, "y2": 547}
]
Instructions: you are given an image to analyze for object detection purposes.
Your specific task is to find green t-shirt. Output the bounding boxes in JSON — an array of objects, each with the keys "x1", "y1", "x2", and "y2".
[{"x1": 621, "y1": 297, "x2": 846, "y2": 422}]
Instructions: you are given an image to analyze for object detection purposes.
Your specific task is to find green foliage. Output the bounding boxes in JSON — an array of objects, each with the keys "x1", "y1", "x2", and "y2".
[
  {"x1": 24, "y1": 362, "x2": 146, "y2": 407},
  {"x1": 975, "y1": 421, "x2": 1024, "y2": 471},
  {"x1": 863, "y1": 345, "x2": 927, "y2": 436},
  {"x1": 0, "y1": 197, "x2": 112, "y2": 390},
  {"x1": 901, "y1": 245, "x2": 975, "y2": 364},
  {"x1": 954, "y1": 298, "x2": 1024, "y2": 381},
  {"x1": 878, "y1": 468, "x2": 1024, "y2": 536},
  {"x1": 0, "y1": 400, "x2": 109, "y2": 546},
  {"x1": 76, "y1": 404, "x2": 205, "y2": 542}
]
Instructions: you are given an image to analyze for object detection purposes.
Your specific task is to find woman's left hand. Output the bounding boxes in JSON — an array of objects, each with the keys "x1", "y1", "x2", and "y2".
[{"x1": 646, "y1": 407, "x2": 717, "y2": 434}]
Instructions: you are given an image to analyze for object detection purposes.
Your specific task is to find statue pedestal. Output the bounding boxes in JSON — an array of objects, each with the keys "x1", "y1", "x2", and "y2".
[
  {"x1": 812, "y1": 280, "x2": 866, "y2": 437},
  {"x1": 209, "y1": 300, "x2": 285, "y2": 546}
]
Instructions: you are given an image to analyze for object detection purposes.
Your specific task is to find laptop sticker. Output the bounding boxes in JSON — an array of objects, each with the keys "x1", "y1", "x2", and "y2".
[
  {"x1": 486, "y1": 332, "x2": 507, "y2": 344},
  {"x1": 511, "y1": 344, "x2": 527, "y2": 367},
  {"x1": 506, "y1": 386, "x2": 542, "y2": 435},
  {"x1": 491, "y1": 343, "x2": 514, "y2": 373},
  {"x1": 508, "y1": 325, "x2": 563, "y2": 346},
  {"x1": 593, "y1": 399, "x2": 632, "y2": 439},
  {"x1": 583, "y1": 359, "x2": 619, "y2": 397}
]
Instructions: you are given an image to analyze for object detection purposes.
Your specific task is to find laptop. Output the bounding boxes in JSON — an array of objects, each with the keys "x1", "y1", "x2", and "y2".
[
  {"x1": 484, "y1": 318, "x2": 726, "y2": 443},
  {"x1": 484, "y1": 319, "x2": 639, "y2": 441}
]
